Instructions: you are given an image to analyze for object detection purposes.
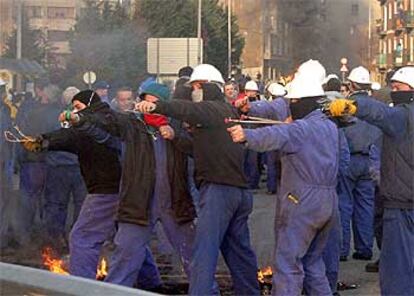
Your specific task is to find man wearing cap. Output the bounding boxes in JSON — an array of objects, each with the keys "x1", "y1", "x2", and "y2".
[
  {"x1": 329, "y1": 66, "x2": 414, "y2": 296},
  {"x1": 136, "y1": 64, "x2": 260, "y2": 295},
  {"x1": 228, "y1": 69, "x2": 339, "y2": 295},
  {"x1": 335, "y1": 66, "x2": 382, "y2": 262},
  {"x1": 93, "y1": 81, "x2": 110, "y2": 105},
  {"x1": 65, "y1": 83, "x2": 197, "y2": 288},
  {"x1": 21, "y1": 90, "x2": 161, "y2": 288}
]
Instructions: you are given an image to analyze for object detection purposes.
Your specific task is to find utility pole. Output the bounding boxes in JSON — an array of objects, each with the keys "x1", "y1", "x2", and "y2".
[
  {"x1": 197, "y1": 0, "x2": 202, "y2": 64},
  {"x1": 368, "y1": 0, "x2": 372, "y2": 64},
  {"x1": 227, "y1": 0, "x2": 232, "y2": 78},
  {"x1": 16, "y1": 0, "x2": 23, "y2": 91}
]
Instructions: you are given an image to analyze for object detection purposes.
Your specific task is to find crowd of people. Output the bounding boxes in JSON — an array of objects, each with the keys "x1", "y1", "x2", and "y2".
[{"x1": 0, "y1": 60, "x2": 413, "y2": 296}]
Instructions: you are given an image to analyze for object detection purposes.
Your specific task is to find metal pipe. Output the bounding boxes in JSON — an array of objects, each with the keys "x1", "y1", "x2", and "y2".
[
  {"x1": 197, "y1": 0, "x2": 202, "y2": 64},
  {"x1": 227, "y1": 0, "x2": 232, "y2": 78}
]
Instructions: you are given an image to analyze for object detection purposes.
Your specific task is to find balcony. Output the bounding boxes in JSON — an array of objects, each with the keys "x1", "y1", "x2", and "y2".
[
  {"x1": 393, "y1": 49, "x2": 410, "y2": 67},
  {"x1": 376, "y1": 54, "x2": 387, "y2": 70},
  {"x1": 403, "y1": 11, "x2": 414, "y2": 28}
]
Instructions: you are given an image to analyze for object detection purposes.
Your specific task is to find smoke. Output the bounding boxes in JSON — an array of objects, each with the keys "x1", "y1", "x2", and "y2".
[{"x1": 63, "y1": 22, "x2": 148, "y2": 92}]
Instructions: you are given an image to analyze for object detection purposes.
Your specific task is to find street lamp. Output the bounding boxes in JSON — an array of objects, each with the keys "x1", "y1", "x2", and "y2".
[{"x1": 340, "y1": 57, "x2": 349, "y2": 82}]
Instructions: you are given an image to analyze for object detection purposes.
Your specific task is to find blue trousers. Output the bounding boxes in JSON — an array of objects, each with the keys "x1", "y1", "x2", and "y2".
[
  {"x1": 44, "y1": 165, "x2": 87, "y2": 238},
  {"x1": 20, "y1": 162, "x2": 46, "y2": 236},
  {"x1": 105, "y1": 210, "x2": 194, "y2": 287},
  {"x1": 187, "y1": 158, "x2": 200, "y2": 214},
  {"x1": 380, "y1": 208, "x2": 414, "y2": 296},
  {"x1": 322, "y1": 209, "x2": 341, "y2": 294},
  {"x1": 338, "y1": 155, "x2": 375, "y2": 257},
  {"x1": 189, "y1": 183, "x2": 259, "y2": 295},
  {"x1": 69, "y1": 194, "x2": 160, "y2": 288},
  {"x1": 273, "y1": 189, "x2": 337, "y2": 296},
  {"x1": 244, "y1": 150, "x2": 261, "y2": 189},
  {"x1": 265, "y1": 151, "x2": 279, "y2": 192}
]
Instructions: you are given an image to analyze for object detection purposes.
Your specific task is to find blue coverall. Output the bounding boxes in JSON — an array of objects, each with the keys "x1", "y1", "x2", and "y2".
[
  {"x1": 249, "y1": 98, "x2": 290, "y2": 193},
  {"x1": 81, "y1": 131, "x2": 195, "y2": 287},
  {"x1": 245, "y1": 110, "x2": 339, "y2": 296},
  {"x1": 322, "y1": 129, "x2": 350, "y2": 294},
  {"x1": 338, "y1": 117, "x2": 382, "y2": 259}
]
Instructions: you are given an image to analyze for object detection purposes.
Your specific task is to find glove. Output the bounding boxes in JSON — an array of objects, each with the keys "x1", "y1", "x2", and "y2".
[
  {"x1": 329, "y1": 99, "x2": 357, "y2": 116},
  {"x1": 22, "y1": 137, "x2": 43, "y2": 153}
]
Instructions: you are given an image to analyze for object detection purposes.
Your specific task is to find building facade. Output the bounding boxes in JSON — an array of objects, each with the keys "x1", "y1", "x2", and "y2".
[
  {"x1": 219, "y1": 0, "x2": 293, "y2": 80},
  {"x1": 0, "y1": 0, "x2": 124, "y2": 67},
  {"x1": 375, "y1": 0, "x2": 414, "y2": 79}
]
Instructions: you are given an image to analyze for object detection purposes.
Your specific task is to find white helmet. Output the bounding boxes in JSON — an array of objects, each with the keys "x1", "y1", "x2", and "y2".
[
  {"x1": 62, "y1": 86, "x2": 80, "y2": 105},
  {"x1": 189, "y1": 64, "x2": 225, "y2": 85},
  {"x1": 371, "y1": 82, "x2": 381, "y2": 91},
  {"x1": 348, "y1": 66, "x2": 371, "y2": 85},
  {"x1": 390, "y1": 66, "x2": 414, "y2": 88},
  {"x1": 285, "y1": 74, "x2": 325, "y2": 99},
  {"x1": 245, "y1": 80, "x2": 259, "y2": 91},
  {"x1": 267, "y1": 82, "x2": 287, "y2": 97},
  {"x1": 297, "y1": 59, "x2": 326, "y2": 85},
  {"x1": 322, "y1": 74, "x2": 340, "y2": 85}
]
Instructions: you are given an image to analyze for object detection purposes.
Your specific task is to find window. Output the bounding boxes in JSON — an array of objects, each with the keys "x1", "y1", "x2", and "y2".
[
  {"x1": 410, "y1": 36, "x2": 414, "y2": 61},
  {"x1": 383, "y1": 5, "x2": 388, "y2": 30},
  {"x1": 26, "y1": 6, "x2": 42, "y2": 18},
  {"x1": 388, "y1": 38, "x2": 392, "y2": 54},
  {"x1": 48, "y1": 30, "x2": 69, "y2": 42},
  {"x1": 351, "y1": 3, "x2": 359, "y2": 16},
  {"x1": 47, "y1": 7, "x2": 75, "y2": 19},
  {"x1": 271, "y1": 34, "x2": 278, "y2": 56}
]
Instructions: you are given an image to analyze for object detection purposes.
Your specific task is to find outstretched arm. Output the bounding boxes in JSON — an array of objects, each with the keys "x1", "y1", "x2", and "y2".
[{"x1": 355, "y1": 97, "x2": 408, "y2": 137}]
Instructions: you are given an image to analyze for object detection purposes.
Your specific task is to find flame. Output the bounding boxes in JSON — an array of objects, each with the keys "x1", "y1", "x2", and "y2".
[
  {"x1": 42, "y1": 247, "x2": 69, "y2": 275},
  {"x1": 96, "y1": 258, "x2": 108, "y2": 280},
  {"x1": 257, "y1": 266, "x2": 273, "y2": 284}
]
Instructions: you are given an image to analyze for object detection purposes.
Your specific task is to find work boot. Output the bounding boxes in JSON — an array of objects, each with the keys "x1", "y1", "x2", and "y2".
[
  {"x1": 339, "y1": 255, "x2": 348, "y2": 262},
  {"x1": 352, "y1": 252, "x2": 372, "y2": 261},
  {"x1": 365, "y1": 260, "x2": 379, "y2": 273}
]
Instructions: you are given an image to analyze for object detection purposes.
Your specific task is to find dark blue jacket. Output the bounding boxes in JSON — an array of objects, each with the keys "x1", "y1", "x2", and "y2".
[{"x1": 356, "y1": 97, "x2": 414, "y2": 209}]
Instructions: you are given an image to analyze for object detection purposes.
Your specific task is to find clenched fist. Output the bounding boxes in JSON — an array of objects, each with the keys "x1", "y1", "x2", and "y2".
[
  {"x1": 136, "y1": 101, "x2": 156, "y2": 113},
  {"x1": 159, "y1": 125, "x2": 175, "y2": 140},
  {"x1": 227, "y1": 124, "x2": 246, "y2": 143}
]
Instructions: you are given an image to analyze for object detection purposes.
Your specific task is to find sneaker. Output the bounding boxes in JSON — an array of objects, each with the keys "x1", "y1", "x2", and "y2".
[
  {"x1": 339, "y1": 255, "x2": 348, "y2": 262},
  {"x1": 365, "y1": 260, "x2": 379, "y2": 273},
  {"x1": 352, "y1": 252, "x2": 372, "y2": 261}
]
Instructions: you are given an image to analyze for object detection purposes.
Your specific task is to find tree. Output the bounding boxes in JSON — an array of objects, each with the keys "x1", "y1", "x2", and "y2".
[
  {"x1": 138, "y1": 0, "x2": 245, "y2": 76},
  {"x1": 63, "y1": 0, "x2": 147, "y2": 89},
  {"x1": 2, "y1": 11, "x2": 50, "y2": 66}
]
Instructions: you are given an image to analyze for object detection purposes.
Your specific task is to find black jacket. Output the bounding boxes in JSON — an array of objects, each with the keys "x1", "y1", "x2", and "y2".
[
  {"x1": 76, "y1": 110, "x2": 196, "y2": 226},
  {"x1": 41, "y1": 102, "x2": 121, "y2": 194},
  {"x1": 154, "y1": 83, "x2": 248, "y2": 189}
]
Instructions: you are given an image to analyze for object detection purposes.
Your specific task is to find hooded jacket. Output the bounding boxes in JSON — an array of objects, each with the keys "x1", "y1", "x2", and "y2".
[
  {"x1": 153, "y1": 83, "x2": 248, "y2": 189},
  {"x1": 41, "y1": 102, "x2": 121, "y2": 194},
  {"x1": 74, "y1": 90, "x2": 196, "y2": 226}
]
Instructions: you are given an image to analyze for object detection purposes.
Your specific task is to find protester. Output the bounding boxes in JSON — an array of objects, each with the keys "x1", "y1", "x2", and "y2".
[
  {"x1": 329, "y1": 66, "x2": 414, "y2": 296},
  {"x1": 229, "y1": 62, "x2": 339, "y2": 295},
  {"x1": 136, "y1": 64, "x2": 260, "y2": 295}
]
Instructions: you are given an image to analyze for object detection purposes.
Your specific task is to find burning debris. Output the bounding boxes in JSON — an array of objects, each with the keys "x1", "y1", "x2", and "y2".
[
  {"x1": 41, "y1": 247, "x2": 69, "y2": 275},
  {"x1": 42, "y1": 246, "x2": 108, "y2": 280},
  {"x1": 257, "y1": 266, "x2": 273, "y2": 295},
  {"x1": 96, "y1": 257, "x2": 108, "y2": 281}
]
